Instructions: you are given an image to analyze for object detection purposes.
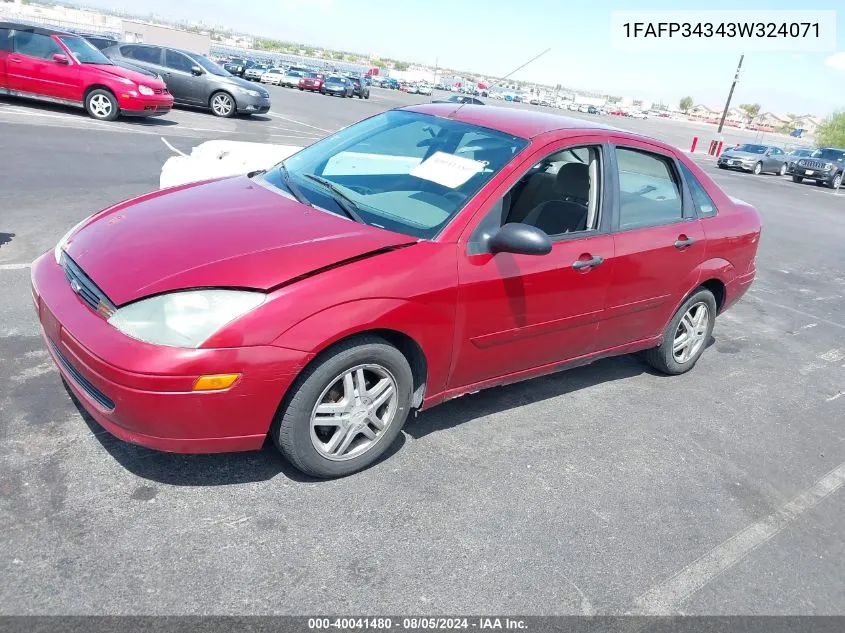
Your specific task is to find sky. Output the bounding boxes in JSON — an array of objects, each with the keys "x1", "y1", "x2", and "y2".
[{"x1": 67, "y1": 0, "x2": 845, "y2": 115}]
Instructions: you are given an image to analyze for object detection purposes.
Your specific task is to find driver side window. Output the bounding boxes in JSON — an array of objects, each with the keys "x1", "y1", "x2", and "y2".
[{"x1": 476, "y1": 145, "x2": 603, "y2": 248}]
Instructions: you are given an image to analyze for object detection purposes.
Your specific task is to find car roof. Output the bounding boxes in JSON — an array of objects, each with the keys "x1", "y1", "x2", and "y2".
[
  {"x1": 0, "y1": 20, "x2": 73, "y2": 36},
  {"x1": 404, "y1": 103, "x2": 634, "y2": 140}
]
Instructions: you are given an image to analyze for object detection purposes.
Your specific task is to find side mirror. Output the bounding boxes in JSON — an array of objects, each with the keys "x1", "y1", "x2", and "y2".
[
  {"x1": 52, "y1": 54, "x2": 69, "y2": 64},
  {"x1": 488, "y1": 223, "x2": 552, "y2": 256},
  {"x1": 190, "y1": 65, "x2": 203, "y2": 76}
]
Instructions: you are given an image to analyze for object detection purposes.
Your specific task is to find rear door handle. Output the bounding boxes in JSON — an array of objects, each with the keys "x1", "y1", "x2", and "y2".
[
  {"x1": 572, "y1": 255, "x2": 604, "y2": 270},
  {"x1": 674, "y1": 237, "x2": 695, "y2": 249}
]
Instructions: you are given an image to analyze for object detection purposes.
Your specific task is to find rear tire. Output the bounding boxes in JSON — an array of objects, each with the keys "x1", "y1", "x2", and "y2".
[
  {"x1": 792, "y1": 175, "x2": 803, "y2": 183},
  {"x1": 779, "y1": 163, "x2": 787, "y2": 176},
  {"x1": 752, "y1": 161, "x2": 763, "y2": 175},
  {"x1": 644, "y1": 288, "x2": 717, "y2": 376},
  {"x1": 85, "y1": 88, "x2": 119, "y2": 121},
  {"x1": 271, "y1": 336, "x2": 414, "y2": 478}
]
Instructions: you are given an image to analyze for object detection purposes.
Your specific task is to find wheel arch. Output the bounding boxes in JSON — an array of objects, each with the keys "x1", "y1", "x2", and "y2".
[
  {"x1": 83, "y1": 84, "x2": 116, "y2": 102},
  {"x1": 208, "y1": 89, "x2": 235, "y2": 107},
  {"x1": 273, "y1": 298, "x2": 454, "y2": 409}
]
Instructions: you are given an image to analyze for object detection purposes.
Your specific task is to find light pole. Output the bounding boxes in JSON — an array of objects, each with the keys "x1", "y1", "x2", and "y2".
[{"x1": 717, "y1": 54, "x2": 743, "y2": 135}]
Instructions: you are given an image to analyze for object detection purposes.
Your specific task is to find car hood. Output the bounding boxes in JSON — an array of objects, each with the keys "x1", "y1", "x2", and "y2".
[
  {"x1": 217, "y1": 74, "x2": 268, "y2": 94},
  {"x1": 722, "y1": 151, "x2": 763, "y2": 160},
  {"x1": 87, "y1": 63, "x2": 165, "y2": 87},
  {"x1": 64, "y1": 176, "x2": 417, "y2": 306}
]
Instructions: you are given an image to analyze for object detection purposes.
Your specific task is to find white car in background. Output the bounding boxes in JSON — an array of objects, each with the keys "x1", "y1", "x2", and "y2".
[
  {"x1": 260, "y1": 68, "x2": 285, "y2": 86},
  {"x1": 418, "y1": 84, "x2": 432, "y2": 95},
  {"x1": 280, "y1": 70, "x2": 306, "y2": 88},
  {"x1": 628, "y1": 110, "x2": 649, "y2": 119}
]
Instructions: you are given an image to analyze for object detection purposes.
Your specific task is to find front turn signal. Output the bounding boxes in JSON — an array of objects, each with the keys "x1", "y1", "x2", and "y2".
[{"x1": 193, "y1": 373, "x2": 241, "y2": 391}]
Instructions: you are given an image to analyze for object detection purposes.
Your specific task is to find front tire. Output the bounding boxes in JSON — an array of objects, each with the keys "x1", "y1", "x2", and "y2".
[
  {"x1": 85, "y1": 88, "x2": 119, "y2": 121},
  {"x1": 792, "y1": 175, "x2": 803, "y2": 183},
  {"x1": 644, "y1": 288, "x2": 717, "y2": 375},
  {"x1": 830, "y1": 173, "x2": 843, "y2": 189},
  {"x1": 271, "y1": 336, "x2": 414, "y2": 478},
  {"x1": 752, "y1": 161, "x2": 763, "y2": 175},
  {"x1": 779, "y1": 163, "x2": 787, "y2": 176},
  {"x1": 209, "y1": 91, "x2": 235, "y2": 118}
]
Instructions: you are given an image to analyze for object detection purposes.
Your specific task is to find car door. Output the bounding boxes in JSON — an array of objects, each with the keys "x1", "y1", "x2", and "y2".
[
  {"x1": 163, "y1": 49, "x2": 204, "y2": 105},
  {"x1": 595, "y1": 139, "x2": 705, "y2": 351},
  {"x1": 768, "y1": 147, "x2": 785, "y2": 171},
  {"x1": 7, "y1": 30, "x2": 77, "y2": 101},
  {"x1": 449, "y1": 137, "x2": 615, "y2": 389}
]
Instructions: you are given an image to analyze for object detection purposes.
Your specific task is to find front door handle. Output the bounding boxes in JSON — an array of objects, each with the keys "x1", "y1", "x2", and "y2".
[
  {"x1": 572, "y1": 255, "x2": 604, "y2": 270},
  {"x1": 8, "y1": 56, "x2": 22, "y2": 63},
  {"x1": 674, "y1": 237, "x2": 695, "y2": 249}
]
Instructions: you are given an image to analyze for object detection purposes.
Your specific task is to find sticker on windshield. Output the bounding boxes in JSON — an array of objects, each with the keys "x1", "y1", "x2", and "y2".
[{"x1": 410, "y1": 151, "x2": 486, "y2": 188}]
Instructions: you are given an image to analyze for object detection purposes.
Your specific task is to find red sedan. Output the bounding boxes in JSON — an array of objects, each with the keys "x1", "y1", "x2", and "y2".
[
  {"x1": 32, "y1": 105, "x2": 761, "y2": 478},
  {"x1": 298, "y1": 71, "x2": 324, "y2": 92},
  {"x1": 0, "y1": 21, "x2": 173, "y2": 120}
]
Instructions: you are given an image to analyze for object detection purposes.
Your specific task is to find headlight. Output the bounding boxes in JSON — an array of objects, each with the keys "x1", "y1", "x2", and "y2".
[
  {"x1": 234, "y1": 86, "x2": 262, "y2": 97},
  {"x1": 54, "y1": 216, "x2": 93, "y2": 264},
  {"x1": 824, "y1": 163, "x2": 833, "y2": 171},
  {"x1": 108, "y1": 289, "x2": 265, "y2": 348},
  {"x1": 138, "y1": 85, "x2": 154, "y2": 96}
]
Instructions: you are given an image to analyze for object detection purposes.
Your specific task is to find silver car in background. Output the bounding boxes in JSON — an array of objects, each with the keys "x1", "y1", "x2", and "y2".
[
  {"x1": 244, "y1": 64, "x2": 270, "y2": 81},
  {"x1": 260, "y1": 68, "x2": 286, "y2": 85},
  {"x1": 717, "y1": 143, "x2": 787, "y2": 175}
]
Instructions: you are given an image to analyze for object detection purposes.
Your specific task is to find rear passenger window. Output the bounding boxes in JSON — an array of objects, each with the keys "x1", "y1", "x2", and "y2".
[
  {"x1": 13, "y1": 31, "x2": 62, "y2": 60},
  {"x1": 679, "y1": 163, "x2": 717, "y2": 218},
  {"x1": 616, "y1": 147, "x2": 683, "y2": 229},
  {"x1": 121, "y1": 45, "x2": 160, "y2": 64}
]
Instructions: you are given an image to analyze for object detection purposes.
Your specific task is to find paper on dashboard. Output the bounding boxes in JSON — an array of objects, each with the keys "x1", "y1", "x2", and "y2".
[{"x1": 410, "y1": 151, "x2": 486, "y2": 188}]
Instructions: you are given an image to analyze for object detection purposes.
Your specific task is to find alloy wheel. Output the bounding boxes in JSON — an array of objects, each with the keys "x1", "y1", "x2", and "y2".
[
  {"x1": 211, "y1": 93, "x2": 234, "y2": 117},
  {"x1": 309, "y1": 364, "x2": 398, "y2": 461},
  {"x1": 779, "y1": 163, "x2": 787, "y2": 176},
  {"x1": 89, "y1": 94, "x2": 113, "y2": 119},
  {"x1": 672, "y1": 302, "x2": 710, "y2": 364},
  {"x1": 753, "y1": 162, "x2": 762, "y2": 175}
]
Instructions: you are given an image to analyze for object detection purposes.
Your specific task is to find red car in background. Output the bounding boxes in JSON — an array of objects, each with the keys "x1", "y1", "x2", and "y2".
[
  {"x1": 32, "y1": 104, "x2": 761, "y2": 478},
  {"x1": 0, "y1": 21, "x2": 172, "y2": 120},
  {"x1": 298, "y1": 71, "x2": 324, "y2": 92}
]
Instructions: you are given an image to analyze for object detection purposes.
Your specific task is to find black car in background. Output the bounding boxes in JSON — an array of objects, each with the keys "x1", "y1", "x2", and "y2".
[
  {"x1": 103, "y1": 44, "x2": 270, "y2": 117},
  {"x1": 785, "y1": 147, "x2": 815, "y2": 174},
  {"x1": 349, "y1": 76, "x2": 370, "y2": 99},
  {"x1": 790, "y1": 147, "x2": 845, "y2": 188},
  {"x1": 223, "y1": 57, "x2": 253, "y2": 77}
]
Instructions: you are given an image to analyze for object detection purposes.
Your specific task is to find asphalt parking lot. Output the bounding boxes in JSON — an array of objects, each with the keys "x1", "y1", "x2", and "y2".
[{"x1": 2, "y1": 86, "x2": 844, "y2": 616}]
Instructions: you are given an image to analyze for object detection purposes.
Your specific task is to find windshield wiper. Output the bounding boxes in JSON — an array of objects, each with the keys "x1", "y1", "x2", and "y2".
[
  {"x1": 302, "y1": 174, "x2": 365, "y2": 224},
  {"x1": 278, "y1": 163, "x2": 312, "y2": 207}
]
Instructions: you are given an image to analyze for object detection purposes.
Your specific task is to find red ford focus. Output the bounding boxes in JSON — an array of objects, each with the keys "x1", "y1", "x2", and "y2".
[{"x1": 32, "y1": 105, "x2": 761, "y2": 478}]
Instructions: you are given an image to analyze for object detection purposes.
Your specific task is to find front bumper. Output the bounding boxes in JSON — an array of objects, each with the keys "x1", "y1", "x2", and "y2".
[
  {"x1": 117, "y1": 93, "x2": 173, "y2": 118},
  {"x1": 324, "y1": 86, "x2": 347, "y2": 95},
  {"x1": 300, "y1": 83, "x2": 322, "y2": 92},
  {"x1": 717, "y1": 157, "x2": 756, "y2": 171},
  {"x1": 234, "y1": 93, "x2": 271, "y2": 114},
  {"x1": 31, "y1": 252, "x2": 310, "y2": 453},
  {"x1": 790, "y1": 165, "x2": 836, "y2": 182}
]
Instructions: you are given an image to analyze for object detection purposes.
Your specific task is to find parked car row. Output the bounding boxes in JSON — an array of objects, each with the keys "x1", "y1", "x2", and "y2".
[
  {"x1": 717, "y1": 143, "x2": 843, "y2": 188},
  {"x1": 0, "y1": 21, "x2": 271, "y2": 120}
]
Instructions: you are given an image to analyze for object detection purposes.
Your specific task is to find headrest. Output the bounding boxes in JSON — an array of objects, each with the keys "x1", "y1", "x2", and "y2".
[{"x1": 555, "y1": 162, "x2": 590, "y2": 200}]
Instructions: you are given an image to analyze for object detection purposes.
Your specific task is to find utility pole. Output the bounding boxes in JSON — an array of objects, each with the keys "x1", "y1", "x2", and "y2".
[
  {"x1": 433, "y1": 56, "x2": 438, "y2": 85},
  {"x1": 717, "y1": 54, "x2": 743, "y2": 135}
]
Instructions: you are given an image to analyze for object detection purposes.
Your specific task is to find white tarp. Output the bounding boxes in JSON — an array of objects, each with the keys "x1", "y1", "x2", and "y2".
[{"x1": 159, "y1": 140, "x2": 303, "y2": 189}]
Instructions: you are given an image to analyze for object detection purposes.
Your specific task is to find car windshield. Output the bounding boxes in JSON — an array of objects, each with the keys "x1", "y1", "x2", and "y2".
[
  {"x1": 327, "y1": 75, "x2": 345, "y2": 82},
  {"x1": 187, "y1": 53, "x2": 230, "y2": 76},
  {"x1": 811, "y1": 148, "x2": 845, "y2": 160},
  {"x1": 58, "y1": 36, "x2": 112, "y2": 64},
  {"x1": 257, "y1": 110, "x2": 529, "y2": 239},
  {"x1": 792, "y1": 149, "x2": 812, "y2": 156},
  {"x1": 735, "y1": 144, "x2": 767, "y2": 154}
]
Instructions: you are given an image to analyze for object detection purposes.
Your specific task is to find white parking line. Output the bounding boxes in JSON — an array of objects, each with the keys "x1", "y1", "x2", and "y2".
[
  {"x1": 0, "y1": 263, "x2": 31, "y2": 271},
  {"x1": 630, "y1": 459, "x2": 845, "y2": 614},
  {"x1": 266, "y1": 111, "x2": 334, "y2": 133}
]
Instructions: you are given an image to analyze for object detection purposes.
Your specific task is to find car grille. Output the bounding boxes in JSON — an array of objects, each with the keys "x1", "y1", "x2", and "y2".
[
  {"x1": 799, "y1": 159, "x2": 826, "y2": 170},
  {"x1": 61, "y1": 253, "x2": 117, "y2": 319},
  {"x1": 154, "y1": 87, "x2": 169, "y2": 95},
  {"x1": 49, "y1": 341, "x2": 115, "y2": 411}
]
